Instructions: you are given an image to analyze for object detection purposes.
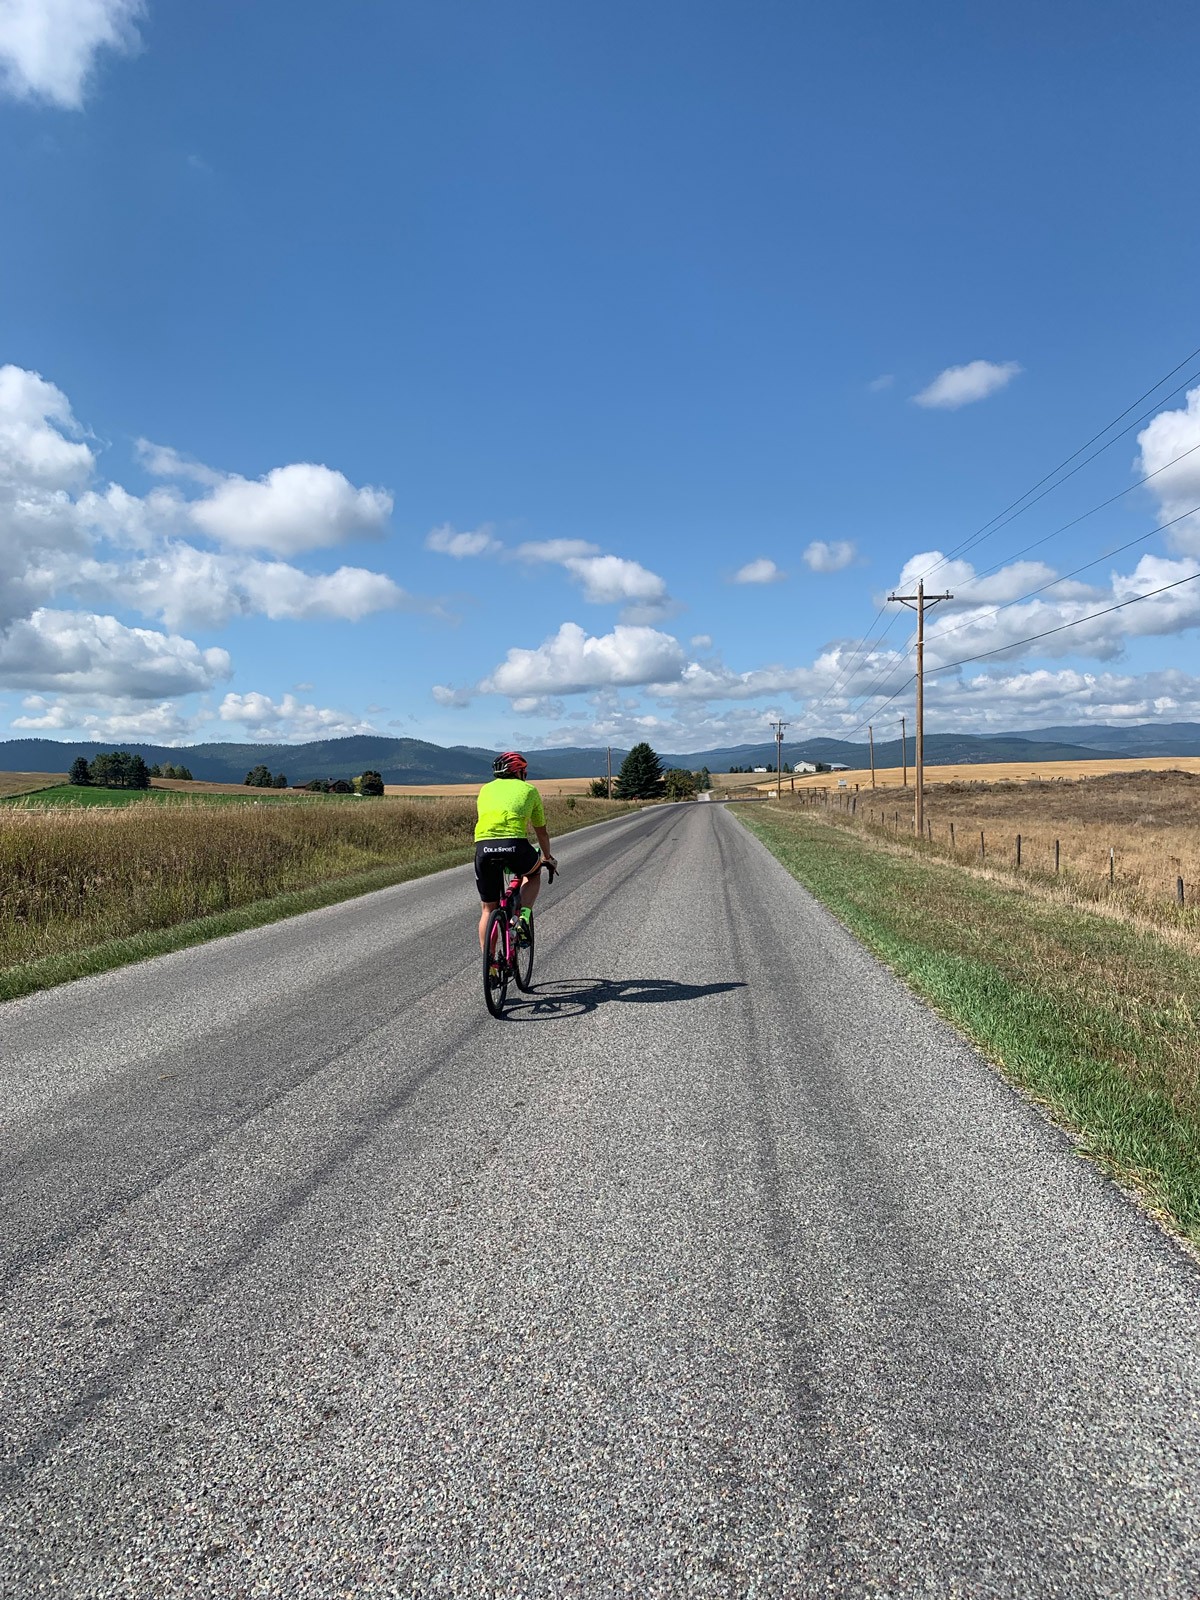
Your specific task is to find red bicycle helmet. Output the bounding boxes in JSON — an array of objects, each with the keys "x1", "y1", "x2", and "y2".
[{"x1": 493, "y1": 751, "x2": 528, "y2": 779}]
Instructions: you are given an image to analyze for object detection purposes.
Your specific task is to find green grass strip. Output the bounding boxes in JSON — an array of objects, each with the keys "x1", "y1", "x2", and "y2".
[{"x1": 740, "y1": 807, "x2": 1200, "y2": 1245}]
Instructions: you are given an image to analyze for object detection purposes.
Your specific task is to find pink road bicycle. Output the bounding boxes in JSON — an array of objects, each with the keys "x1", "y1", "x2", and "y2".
[{"x1": 483, "y1": 857, "x2": 556, "y2": 1018}]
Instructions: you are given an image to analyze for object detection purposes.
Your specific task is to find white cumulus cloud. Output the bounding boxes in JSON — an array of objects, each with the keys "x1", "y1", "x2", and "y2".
[
  {"x1": 0, "y1": 609, "x2": 230, "y2": 698},
  {"x1": 81, "y1": 545, "x2": 409, "y2": 629},
  {"x1": 733, "y1": 558, "x2": 783, "y2": 585},
  {"x1": 0, "y1": 0, "x2": 142, "y2": 108},
  {"x1": 218, "y1": 691, "x2": 377, "y2": 741},
  {"x1": 802, "y1": 540, "x2": 856, "y2": 574},
  {"x1": 1137, "y1": 384, "x2": 1200, "y2": 555},
  {"x1": 186, "y1": 462, "x2": 392, "y2": 556},
  {"x1": 913, "y1": 360, "x2": 1022, "y2": 410},
  {"x1": 481, "y1": 621, "x2": 686, "y2": 698},
  {"x1": 0, "y1": 363, "x2": 93, "y2": 488},
  {"x1": 12, "y1": 693, "x2": 199, "y2": 742}
]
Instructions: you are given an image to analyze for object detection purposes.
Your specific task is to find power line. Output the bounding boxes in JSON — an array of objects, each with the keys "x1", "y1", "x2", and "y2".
[
  {"x1": 914, "y1": 349, "x2": 1200, "y2": 582},
  {"x1": 802, "y1": 341, "x2": 1200, "y2": 735},
  {"x1": 840, "y1": 566, "x2": 1200, "y2": 738},
  {"x1": 963, "y1": 437, "x2": 1200, "y2": 586},
  {"x1": 829, "y1": 435, "x2": 1200, "y2": 727},
  {"x1": 918, "y1": 502, "x2": 1200, "y2": 650}
]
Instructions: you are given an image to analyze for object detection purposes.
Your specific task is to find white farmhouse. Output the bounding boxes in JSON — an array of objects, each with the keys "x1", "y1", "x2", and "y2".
[{"x1": 793, "y1": 761, "x2": 817, "y2": 773}]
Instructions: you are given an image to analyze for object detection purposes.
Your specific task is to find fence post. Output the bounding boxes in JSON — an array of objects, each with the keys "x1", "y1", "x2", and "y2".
[
  {"x1": 980, "y1": 830, "x2": 986, "y2": 861},
  {"x1": 950, "y1": 821, "x2": 956, "y2": 851},
  {"x1": 1055, "y1": 839, "x2": 1060, "y2": 874},
  {"x1": 1178, "y1": 876, "x2": 1185, "y2": 908},
  {"x1": 1016, "y1": 834, "x2": 1021, "y2": 868},
  {"x1": 1109, "y1": 847, "x2": 1115, "y2": 885}
]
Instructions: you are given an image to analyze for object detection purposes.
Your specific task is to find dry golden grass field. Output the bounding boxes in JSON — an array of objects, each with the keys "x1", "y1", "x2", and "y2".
[
  {"x1": 0, "y1": 772, "x2": 67, "y2": 798},
  {"x1": 0, "y1": 793, "x2": 626, "y2": 978},
  {"x1": 385, "y1": 775, "x2": 604, "y2": 798},
  {"x1": 750, "y1": 754, "x2": 1200, "y2": 793},
  {"x1": 792, "y1": 767, "x2": 1200, "y2": 919}
]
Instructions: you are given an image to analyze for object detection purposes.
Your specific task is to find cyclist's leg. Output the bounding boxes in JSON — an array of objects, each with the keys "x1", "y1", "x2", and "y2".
[
  {"x1": 474, "y1": 842, "x2": 510, "y2": 951},
  {"x1": 516, "y1": 841, "x2": 543, "y2": 912}
]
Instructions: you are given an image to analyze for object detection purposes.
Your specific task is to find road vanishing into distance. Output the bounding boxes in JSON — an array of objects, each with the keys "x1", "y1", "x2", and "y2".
[{"x1": 4, "y1": 802, "x2": 1200, "y2": 1598}]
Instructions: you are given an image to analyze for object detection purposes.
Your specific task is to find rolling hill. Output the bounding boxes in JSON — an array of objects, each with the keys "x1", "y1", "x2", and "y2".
[{"x1": 3, "y1": 722, "x2": 1200, "y2": 785}]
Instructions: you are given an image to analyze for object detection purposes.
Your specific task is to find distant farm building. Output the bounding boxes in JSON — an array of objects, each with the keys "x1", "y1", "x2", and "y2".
[{"x1": 793, "y1": 761, "x2": 818, "y2": 773}]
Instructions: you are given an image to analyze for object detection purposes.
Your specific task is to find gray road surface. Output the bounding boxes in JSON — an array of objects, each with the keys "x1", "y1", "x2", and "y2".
[{"x1": 3, "y1": 802, "x2": 1200, "y2": 1598}]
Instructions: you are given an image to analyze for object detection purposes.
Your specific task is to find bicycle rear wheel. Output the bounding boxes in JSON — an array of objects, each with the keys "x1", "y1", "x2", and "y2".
[
  {"x1": 483, "y1": 909, "x2": 509, "y2": 1018},
  {"x1": 513, "y1": 910, "x2": 535, "y2": 991}
]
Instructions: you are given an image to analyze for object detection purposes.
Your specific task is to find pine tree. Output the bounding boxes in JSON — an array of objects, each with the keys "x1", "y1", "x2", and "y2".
[
  {"x1": 360, "y1": 770, "x2": 385, "y2": 796},
  {"x1": 69, "y1": 756, "x2": 91, "y2": 786},
  {"x1": 663, "y1": 768, "x2": 697, "y2": 800},
  {"x1": 128, "y1": 755, "x2": 150, "y2": 790},
  {"x1": 615, "y1": 742, "x2": 664, "y2": 800},
  {"x1": 244, "y1": 764, "x2": 274, "y2": 787}
]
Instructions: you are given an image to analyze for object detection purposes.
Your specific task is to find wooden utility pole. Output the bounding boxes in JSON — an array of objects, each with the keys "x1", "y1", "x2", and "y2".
[
  {"x1": 868, "y1": 724, "x2": 876, "y2": 789},
  {"x1": 770, "y1": 718, "x2": 788, "y2": 801},
  {"x1": 887, "y1": 580, "x2": 953, "y2": 839},
  {"x1": 900, "y1": 716, "x2": 907, "y2": 788},
  {"x1": 606, "y1": 745, "x2": 612, "y2": 798}
]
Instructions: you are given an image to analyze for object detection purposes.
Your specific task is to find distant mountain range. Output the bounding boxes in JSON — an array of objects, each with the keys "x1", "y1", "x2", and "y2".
[{"x1": 4, "y1": 722, "x2": 1200, "y2": 785}]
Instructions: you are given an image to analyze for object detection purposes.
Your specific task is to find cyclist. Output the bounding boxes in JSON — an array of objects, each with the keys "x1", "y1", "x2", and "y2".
[{"x1": 475, "y1": 752, "x2": 557, "y2": 955}]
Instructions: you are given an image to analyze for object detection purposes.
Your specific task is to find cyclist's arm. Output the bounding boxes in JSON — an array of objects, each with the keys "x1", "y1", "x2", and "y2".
[{"x1": 533, "y1": 823, "x2": 556, "y2": 865}]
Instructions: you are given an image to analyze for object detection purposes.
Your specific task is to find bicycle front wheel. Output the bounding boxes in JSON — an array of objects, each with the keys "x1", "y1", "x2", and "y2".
[
  {"x1": 513, "y1": 911, "x2": 535, "y2": 991},
  {"x1": 483, "y1": 909, "x2": 509, "y2": 1018}
]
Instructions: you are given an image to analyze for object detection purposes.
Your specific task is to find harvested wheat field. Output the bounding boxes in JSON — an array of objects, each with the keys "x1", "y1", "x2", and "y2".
[
  {"x1": 757, "y1": 754, "x2": 1200, "y2": 794},
  {"x1": 814, "y1": 768, "x2": 1200, "y2": 918},
  {"x1": 385, "y1": 775, "x2": 603, "y2": 798},
  {"x1": 0, "y1": 772, "x2": 67, "y2": 799}
]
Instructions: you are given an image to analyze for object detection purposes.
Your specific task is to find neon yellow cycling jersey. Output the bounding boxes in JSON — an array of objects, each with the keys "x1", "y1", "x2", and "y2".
[{"x1": 474, "y1": 777, "x2": 546, "y2": 841}]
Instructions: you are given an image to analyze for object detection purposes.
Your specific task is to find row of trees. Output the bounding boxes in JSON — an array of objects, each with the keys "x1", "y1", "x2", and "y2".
[
  {"x1": 69, "y1": 752, "x2": 150, "y2": 789},
  {"x1": 587, "y1": 745, "x2": 712, "y2": 801},
  {"x1": 244, "y1": 765, "x2": 289, "y2": 788},
  {"x1": 296, "y1": 770, "x2": 385, "y2": 795},
  {"x1": 149, "y1": 762, "x2": 194, "y2": 780}
]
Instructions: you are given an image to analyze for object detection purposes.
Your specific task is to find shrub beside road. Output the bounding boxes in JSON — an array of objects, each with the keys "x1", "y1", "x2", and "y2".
[{"x1": 742, "y1": 803, "x2": 1200, "y2": 1248}]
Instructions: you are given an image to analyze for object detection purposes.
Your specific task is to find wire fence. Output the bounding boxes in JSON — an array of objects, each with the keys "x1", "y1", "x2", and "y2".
[{"x1": 786, "y1": 784, "x2": 1200, "y2": 925}]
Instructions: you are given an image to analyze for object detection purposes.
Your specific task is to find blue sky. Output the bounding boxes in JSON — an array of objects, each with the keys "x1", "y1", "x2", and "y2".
[{"x1": 2, "y1": 0, "x2": 1200, "y2": 754}]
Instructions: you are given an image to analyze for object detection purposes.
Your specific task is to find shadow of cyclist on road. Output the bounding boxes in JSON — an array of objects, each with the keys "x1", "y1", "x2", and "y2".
[{"x1": 500, "y1": 977, "x2": 745, "y2": 1021}]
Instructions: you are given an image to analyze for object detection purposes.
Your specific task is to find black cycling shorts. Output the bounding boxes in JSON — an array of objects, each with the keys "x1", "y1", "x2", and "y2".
[{"x1": 474, "y1": 838, "x2": 540, "y2": 902}]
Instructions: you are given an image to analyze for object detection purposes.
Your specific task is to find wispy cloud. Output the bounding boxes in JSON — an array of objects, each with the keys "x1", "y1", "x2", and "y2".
[
  {"x1": 913, "y1": 359, "x2": 1022, "y2": 410},
  {"x1": 802, "y1": 540, "x2": 856, "y2": 573},
  {"x1": 732, "y1": 558, "x2": 784, "y2": 585}
]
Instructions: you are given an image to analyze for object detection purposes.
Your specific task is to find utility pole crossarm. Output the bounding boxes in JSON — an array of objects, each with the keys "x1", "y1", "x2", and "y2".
[
  {"x1": 886, "y1": 581, "x2": 953, "y2": 838},
  {"x1": 769, "y1": 718, "x2": 788, "y2": 801}
]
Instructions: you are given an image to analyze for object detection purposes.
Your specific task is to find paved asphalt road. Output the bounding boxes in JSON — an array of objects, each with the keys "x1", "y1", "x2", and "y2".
[{"x1": 3, "y1": 802, "x2": 1200, "y2": 1598}]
